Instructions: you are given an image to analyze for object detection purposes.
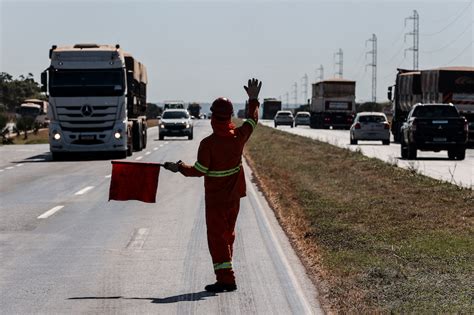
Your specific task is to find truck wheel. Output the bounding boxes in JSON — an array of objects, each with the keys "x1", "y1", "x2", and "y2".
[
  {"x1": 51, "y1": 152, "x2": 64, "y2": 161},
  {"x1": 127, "y1": 144, "x2": 133, "y2": 156},
  {"x1": 350, "y1": 137, "x2": 357, "y2": 145},
  {"x1": 132, "y1": 121, "x2": 143, "y2": 151},
  {"x1": 448, "y1": 149, "x2": 456, "y2": 160},
  {"x1": 159, "y1": 134, "x2": 164, "y2": 140},
  {"x1": 407, "y1": 143, "x2": 417, "y2": 159},
  {"x1": 456, "y1": 148, "x2": 466, "y2": 160},
  {"x1": 382, "y1": 140, "x2": 390, "y2": 145},
  {"x1": 400, "y1": 141, "x2": 408, "y2": 159},
  {"x1": 188, "y1": 132, "x2": 193, "y2": 140},
  {"x1": 142, "y1": 124, "x2": 147, "y2": 149},
  {"x1": 274, "y1": 123, "x2": 278, "y2": 128},
  {"x1": 117, "y1": 150, "x2": 127, "y2": 159}
]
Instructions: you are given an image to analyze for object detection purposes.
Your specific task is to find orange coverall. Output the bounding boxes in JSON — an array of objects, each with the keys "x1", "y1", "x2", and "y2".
[{"x1": 178, "y1": 100, "x2": 259, "y2": 284}]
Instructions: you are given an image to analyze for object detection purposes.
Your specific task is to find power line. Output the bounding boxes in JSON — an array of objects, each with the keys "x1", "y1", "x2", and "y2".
[
  {"x1": 421, "y1": 0, "x2": 473, "y2": 36},
  {"x1": 443, "y1": 40, "x2": 474, "y2": 66},
  {"x1": 421, "y1": 21, "x2": 473, "y2": 54}
]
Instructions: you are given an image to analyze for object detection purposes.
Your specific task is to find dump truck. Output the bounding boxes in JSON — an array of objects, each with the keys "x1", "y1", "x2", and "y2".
[
  {"x1": 41, "y1": 43, "x2": 148, "y2": 160},
  {"x1": 17, "y1": 99, "x2": 50, "y2": 127},
  {"x1": 262, "y1": 98, "x2": 282, "y2": 119},
  {"x1": 187, "y1": 102, "x2": 201, "y2": 118},
  {"x1": 388, "y1": 67, "x2": 474, "y2": 143},
  {"x1": 310, "y1": 79, "x2": 356, "y2": 129}
]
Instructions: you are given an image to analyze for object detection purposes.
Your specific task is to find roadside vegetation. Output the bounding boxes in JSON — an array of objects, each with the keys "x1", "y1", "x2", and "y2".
[{"x1": 244, "y1": 123, "x2": 473, "y2": 313}]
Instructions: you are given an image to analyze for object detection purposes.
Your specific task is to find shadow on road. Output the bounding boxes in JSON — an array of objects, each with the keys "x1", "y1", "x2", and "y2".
[
  {"x1": 12, "y1": 152, "x2": 127, "y2": 163},
  {"x1": 68, "y1": 290, "x2": 217, "y2": 304}
]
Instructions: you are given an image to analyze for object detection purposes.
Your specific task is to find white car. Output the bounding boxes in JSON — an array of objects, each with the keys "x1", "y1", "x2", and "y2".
[
  {"x1": 159, "y1": 109, "x2": 193, "y2": 140},
  {"x1": 294, "y1": 111, "x2": 310, "y2": 127},
  {"x1": 350, "y1": 112, "x2": 390, "y2": 145},
  {"x1": 274, "y1": 110, "x2": 294, "y2": 128}
]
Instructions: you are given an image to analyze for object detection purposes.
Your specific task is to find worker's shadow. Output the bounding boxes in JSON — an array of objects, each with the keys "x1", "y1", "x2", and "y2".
[{"x1": 68, "y1": 290, "x2": 217, "y2": 304}]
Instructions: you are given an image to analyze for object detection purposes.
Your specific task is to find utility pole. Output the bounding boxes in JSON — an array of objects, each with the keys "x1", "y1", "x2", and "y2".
[
  {"x1": 334, "y1": 49, "x2": 343, "y2": 78},
  {"x1": 301, "y1": 74, "x2": 308, "y2": 104},
  {"x1": 366, "y1": 33, "x2": 377, "y2": 103},
  {"x1": 316, "y1": 65, "x2": 324, "y2": 82},
  {"x1": 293, "y1": 82, "x2": 298, "y2": 107},
  {"x1": 405, "y1": 10, "x2": 419, "y2": 70}
]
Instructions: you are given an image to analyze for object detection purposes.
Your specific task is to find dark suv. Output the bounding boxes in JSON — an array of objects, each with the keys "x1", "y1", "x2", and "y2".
[{"x1": 400, "y1": 103, "x2": 468, "y2": 160}]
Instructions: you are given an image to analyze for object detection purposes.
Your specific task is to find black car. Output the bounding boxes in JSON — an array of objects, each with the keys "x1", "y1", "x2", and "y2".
[{"x1": 400, "y1": 103, "x2": 468, "y2": 160}]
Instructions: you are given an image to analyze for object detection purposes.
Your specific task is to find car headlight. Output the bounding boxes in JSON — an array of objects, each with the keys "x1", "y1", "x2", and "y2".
[
  {"x1": 160, "y1": 124, "x2": 165, "y2": 128},
  {"x1": 186, "y1": 123, "x2": 190, "y2": 128}
]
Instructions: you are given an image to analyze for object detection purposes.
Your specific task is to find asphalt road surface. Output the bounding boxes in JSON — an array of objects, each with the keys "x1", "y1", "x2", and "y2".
[
  {"x1": 0, "y1": 120, "x2": 322, "y2": 314},
  {"x1": 260, "y1": 120, "x2": 474, "y2": 189}
]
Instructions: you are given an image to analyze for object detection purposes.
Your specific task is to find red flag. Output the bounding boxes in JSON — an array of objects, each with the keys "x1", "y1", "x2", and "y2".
[{"x1": 109, "y1": 161, "x2": 161, "y2": 203}]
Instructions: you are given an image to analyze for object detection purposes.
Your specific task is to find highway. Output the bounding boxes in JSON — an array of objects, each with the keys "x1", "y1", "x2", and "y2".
[
  {"x1": 260, "y1": 120, "x2": 474, "y2": 189},
  {"x1": 0, "y1": 120, "x2": 322, "y2": 314}
]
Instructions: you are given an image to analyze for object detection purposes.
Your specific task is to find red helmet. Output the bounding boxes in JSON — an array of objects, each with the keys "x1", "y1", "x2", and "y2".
[{"x1": 210, "y1": 97, "x2": 233, "y2": 119}]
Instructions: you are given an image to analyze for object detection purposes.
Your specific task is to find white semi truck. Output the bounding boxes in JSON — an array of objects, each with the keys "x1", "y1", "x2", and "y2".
[{"x1": 41, "y1": 43, "x2": 148, "y2": 160}]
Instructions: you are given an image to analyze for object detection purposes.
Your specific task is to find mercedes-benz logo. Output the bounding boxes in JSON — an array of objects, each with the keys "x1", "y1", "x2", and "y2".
[{"x1": 81, "y1": 104, "x2": 93, "y2": 117}]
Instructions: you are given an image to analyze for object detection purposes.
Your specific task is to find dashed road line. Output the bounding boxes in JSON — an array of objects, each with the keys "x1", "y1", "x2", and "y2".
[
  {"x1": 6, "y1": 166, "x2": 14, "y2": 170},
  {"x1": 135, "y1": 156, "x2": 143, "y2": 160},
  {"x1": 165, "y1": 141, "x2": 169, "y2": 144},
  {"x1": 16, "y1": 164, "x2": 24, "y2": 167},
  {"x1": 159, "y1": 144, "x2": 164, "y2": 147},
  {"x1": 105, "y1": 174, "x2": 112, "y2": 178},
  {"x1": 145, "y1": 152, "x2": 151, "y2": 155},
  {"x1": 0, "y1": 169, "x2": 4, "y2": 172},
  {"x1": 153, "y1": 148, "x2": 158, "y2": 151},
  {"x1": 38, "y1": 205, "x2": 64, "y2": 219},
  {"x1": 126, "y1": 228, "x2": 150, "y2": 250},
  {"x1": 74, "y1": 186, "x2": 95, "y2": 195}
]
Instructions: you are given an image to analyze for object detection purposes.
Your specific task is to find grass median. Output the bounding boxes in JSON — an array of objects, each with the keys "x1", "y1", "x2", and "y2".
[{"x1": 244, "y1": 123, "x2": 473, "y2": 313}]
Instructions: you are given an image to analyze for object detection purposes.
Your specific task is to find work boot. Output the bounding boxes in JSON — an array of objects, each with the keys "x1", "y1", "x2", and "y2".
[{"x1": 204, "y1": 282, "x2": 237, "y2": 293}]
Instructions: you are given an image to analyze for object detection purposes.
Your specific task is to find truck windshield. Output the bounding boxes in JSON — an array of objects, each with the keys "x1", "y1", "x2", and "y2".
[
  {"x1": 49, "y1": 69, "x2": 125, "y2": 97},
  {"x1": 412, "y1": 106, "x2": 459, "y2": 118},
  {"x1": 19, "y1": 106, "x2": 40, "y2": 117}
]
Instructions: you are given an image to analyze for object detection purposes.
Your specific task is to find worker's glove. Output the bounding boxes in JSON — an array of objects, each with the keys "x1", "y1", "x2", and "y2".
[
  {"x1": 244, "y1": 78, "x2": 262, "y2": 101},
  {"x1": 163, "y1": 161, "x2": 181, "y2": 173}
]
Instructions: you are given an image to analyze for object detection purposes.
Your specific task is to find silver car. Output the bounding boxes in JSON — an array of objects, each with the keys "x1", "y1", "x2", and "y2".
[
  {"x1": 274, "y1": 110, "x2": 294, "y2": 128},
  {"x1": 294, "y1": 111, "x2": 310, "y2": 127},
  {"x1": 350, "y1": 112, "x2": 390, "y2": 145}
]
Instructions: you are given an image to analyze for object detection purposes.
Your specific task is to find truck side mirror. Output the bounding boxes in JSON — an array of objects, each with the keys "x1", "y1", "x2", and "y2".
[
  {"x1": 387, "y1": 86, "x2": 392, "y2": 101},
  {"x1": 41, "y1": 71, "x2": 47, "y2": 92}
]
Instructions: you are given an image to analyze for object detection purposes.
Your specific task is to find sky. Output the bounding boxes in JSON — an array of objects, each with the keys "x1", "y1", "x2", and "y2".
[{"x1": 1, "y1": 0, "x2": 473, "y2": 105}]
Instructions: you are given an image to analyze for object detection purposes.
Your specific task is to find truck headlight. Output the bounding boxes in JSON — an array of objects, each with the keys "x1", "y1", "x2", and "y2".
[
  {"x1": 114, "y1": 130, "x2": 122, "y2": 139},
  {"x1": 53, "y1": 131, "x2": 61, "y2": 140}
]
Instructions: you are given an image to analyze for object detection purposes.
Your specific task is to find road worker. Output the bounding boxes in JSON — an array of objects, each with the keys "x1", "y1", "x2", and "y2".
[{"x1": 163, "y1": 78, "x2": 262, "y2": 293}]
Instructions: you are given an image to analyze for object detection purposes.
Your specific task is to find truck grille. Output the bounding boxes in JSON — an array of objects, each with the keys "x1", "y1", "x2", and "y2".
[{"x1": 57, "y1": 104, "x2": 117, "y2": 131}]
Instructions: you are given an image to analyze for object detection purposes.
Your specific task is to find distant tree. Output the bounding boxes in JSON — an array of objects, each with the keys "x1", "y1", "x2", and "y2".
[
  {"x1": 0, "y1": 112, "x2": 7, "y2": 131},
  {"x1": 146, "y1": 103, "x2": 163, "y2": 119},
  {"x1": 356, "y1": 102, "x2": 384, "y2": 112},
  {"x1": 0, "y1": 72, "x2": 44, "y2": 112},
  {"x1": 16, "y1": 116, "x2": 35, "y2": 140}
]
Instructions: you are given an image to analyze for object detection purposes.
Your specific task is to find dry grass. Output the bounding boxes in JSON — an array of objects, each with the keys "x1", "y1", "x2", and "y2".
[
  {"x1": 244, "y1": 123, "x2": 474, "y2": 313},
  {"x1": 7, "y1": 128, "x2": 49, "y2": 145}
]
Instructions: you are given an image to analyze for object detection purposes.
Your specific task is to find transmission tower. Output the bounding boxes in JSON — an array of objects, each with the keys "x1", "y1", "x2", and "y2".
[
  {"x1": 293, "y1": 82, "x2": 298, "y2": 106},
  {"x1": 301, "y1": 74, "x2": 308, "y2": 103},
  {"x1": 405, "y1": 10, "x2": 419, "y2": 70},
  {"x1": 285, "y1": 92, "x2": 289, "y2": 107},
  {"x1": 334, "y1": 49, "x2": 343, "y2": 78},
  {"x1": 316, "y1": 65, "x2": 324, "y2": 82},
  {"x1": 366, "y1": 33, "x2": 377, "y2": 103}
]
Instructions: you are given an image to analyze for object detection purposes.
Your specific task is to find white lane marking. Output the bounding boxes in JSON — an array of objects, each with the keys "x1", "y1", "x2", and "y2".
[
  {"x1": 0, "y1": 169, "x2": 4, "y2": 172},
  {"x1": 153, "y1": 148, "x2": 158, "y2": 151},
  {"x1": 6, "y1": 167, "x2": 14, "y2": 170},
  {"x1": 145, "y1": 152, "x2": 151, "y2": 155},
  {"x1": 135, "y1": 156, "x2": 143, "y2": 160},
  {"x1": 74, "y1": 186, "x2": 95, "y2": 195},
  {"x1": 105, "y1": 174, "x2": 112, "y2": 178},
  {"x1": 126, "y1": 228, "x2": 150, "y2": 250},
  {"x1": 16, "y1": 164, "x2": 24, "y2": 167},
  {"x1": 159, "y1": 144, "x2": 164, "y2": 147},
  {"x1": 38, "y1": 205, "x2": 64, "y2": 219},
  {"x1": 164, "y1": 141, "x2": 169, "y2": 144},
  {"x1": 246, "y1": 163, "x2": 316, "y2": 314}
]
